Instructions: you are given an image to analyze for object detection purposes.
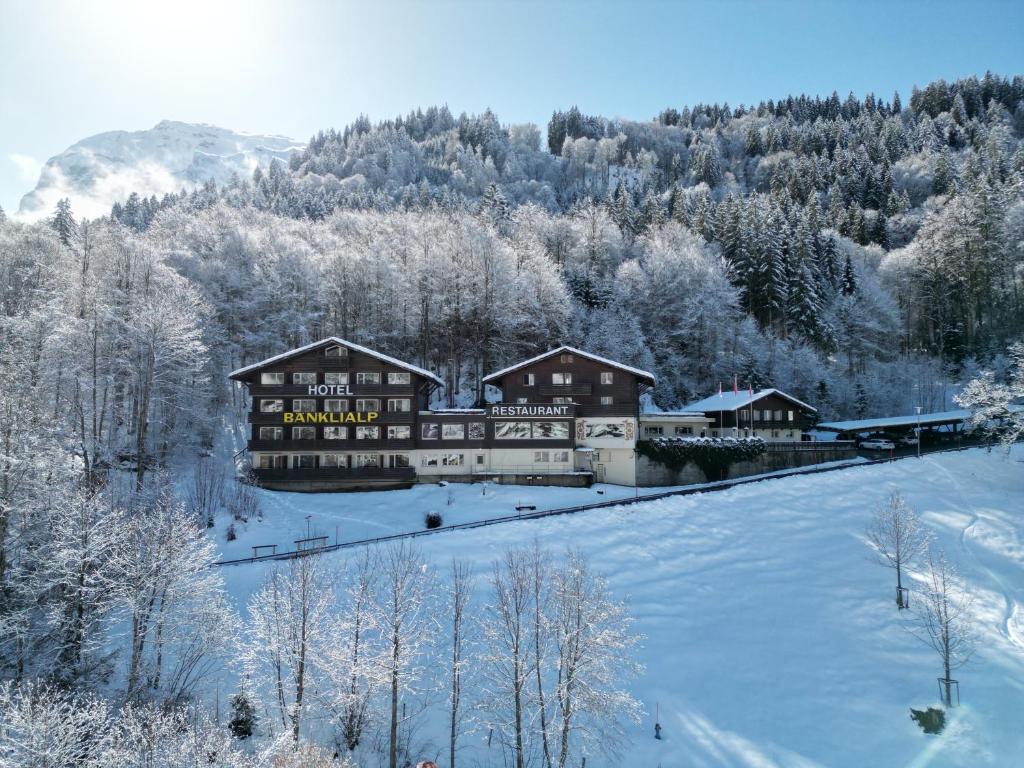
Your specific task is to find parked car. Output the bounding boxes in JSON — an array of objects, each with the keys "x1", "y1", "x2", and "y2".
[
  {"x1": 860, "y1": 439, "x2": 895, "y2": 451},
  {"x1": 897, "y1": 434, "x2": 919, "y2": 447}
]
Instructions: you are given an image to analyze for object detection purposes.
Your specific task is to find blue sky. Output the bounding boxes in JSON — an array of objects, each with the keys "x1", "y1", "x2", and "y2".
[{"x1": 1, "y1": 0, "x2": 1022, "y2": 213}]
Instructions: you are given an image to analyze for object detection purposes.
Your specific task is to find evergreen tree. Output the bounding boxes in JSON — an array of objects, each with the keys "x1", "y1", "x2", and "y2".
[
  {"x1": 51, "y1": 198, "x2": 78, "y2": 246},
  {"x1": 841, "y1": 253, "x2": 858, "y2": 295},
  {"x1": 228, "y1": 692, "x2": 257, "y2": 739}
]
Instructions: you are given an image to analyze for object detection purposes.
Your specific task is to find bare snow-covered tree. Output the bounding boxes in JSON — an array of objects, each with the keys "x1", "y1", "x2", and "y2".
[
  {"x1": 243, "y1": 552, "x2": 335, "y2": 743},
  {"x1": 446, "y1": 559, "x2": 475, "y2": 768},
  {"x1": 550, "y1": 548, "x2": 642, "y2": 767},
  {"x1": 865, "y1": 491, "x2": 931, "y2": 608},
  {"x1": 910, "y1": 548, "x2": 976, "y2": 706},
  {"x1": 482, "y1": 546, "x2": 533, "y2": 768},
  {"x1": 318, "y1": 549, "x2": 384, "y2": 755},
  {"x1": 187, "y1": 458, "x2": 225, "y2": 527},
  {"x1": 373, "y1": 541, "x2": 433, "y2": 768},
  {"x1": 0, "y1": 681, "x2": 113, "y2": 766},
  {"x1": 955, "y1": 340, "x2": 1024, "y2": 453}
]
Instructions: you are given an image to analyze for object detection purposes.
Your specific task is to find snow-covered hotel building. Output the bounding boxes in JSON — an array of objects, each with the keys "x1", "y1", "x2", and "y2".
[{"x1": 229, "y1": 338, "x2": 817, "y2": 491}]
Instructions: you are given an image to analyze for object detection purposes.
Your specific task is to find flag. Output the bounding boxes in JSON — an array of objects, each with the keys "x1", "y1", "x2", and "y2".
[
  {"x1": 733, "y1": 375, "x2": 738, "y2": 396},
  {"x1": 718, "y1": 382, "x2": 723, "y2": 398}
]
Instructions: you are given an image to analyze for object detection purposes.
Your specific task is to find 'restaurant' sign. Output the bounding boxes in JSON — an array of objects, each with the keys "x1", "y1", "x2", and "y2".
[
  {"x1": 284, "y1": 412, "x2": 379, "y2": 423},
  {"x1": 489, "y1": 404, "x2": 572, "y2": 417}
]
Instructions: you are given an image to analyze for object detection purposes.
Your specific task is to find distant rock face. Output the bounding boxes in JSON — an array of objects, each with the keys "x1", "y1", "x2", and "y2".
[{"x1": 17, "y1": 120, "x2": 304, "y2": 221}]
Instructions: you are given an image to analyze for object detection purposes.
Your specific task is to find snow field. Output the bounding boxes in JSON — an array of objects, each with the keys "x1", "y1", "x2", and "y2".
[{"x1": 215, "y1": 447, "x2": 1024, "y2": 767}]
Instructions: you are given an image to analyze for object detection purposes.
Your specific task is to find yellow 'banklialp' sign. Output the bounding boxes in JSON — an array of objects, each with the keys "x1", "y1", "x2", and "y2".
[{"x1": 283, "y1": 412, "x2": 380, "y2": 424}]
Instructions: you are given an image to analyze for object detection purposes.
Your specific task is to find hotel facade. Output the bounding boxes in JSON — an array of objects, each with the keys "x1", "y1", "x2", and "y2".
[{"x1": 229, "y1": 338, "x2": 816, "y2": 491}]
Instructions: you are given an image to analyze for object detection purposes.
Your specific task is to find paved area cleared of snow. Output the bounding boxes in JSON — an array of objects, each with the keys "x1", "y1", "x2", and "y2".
[{"x1": 215, "y1": 446, "x2": 1024, "y2": 767}]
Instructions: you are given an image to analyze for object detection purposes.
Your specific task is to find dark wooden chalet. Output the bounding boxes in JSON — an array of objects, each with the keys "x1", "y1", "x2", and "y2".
[{"x1": 229, "y1": 337, "x2": 443, "y2": 491}]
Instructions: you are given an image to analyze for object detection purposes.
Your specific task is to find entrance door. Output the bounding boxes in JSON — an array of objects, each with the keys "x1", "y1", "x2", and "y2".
[{"x1": 595, "y1": 464, "x2": 606, "y2": 482}]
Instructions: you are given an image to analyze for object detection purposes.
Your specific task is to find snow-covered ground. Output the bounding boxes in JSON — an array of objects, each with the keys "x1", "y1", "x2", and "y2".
[{"x1": 214, "y1": 446, "x2": 1024, "y2": 766}]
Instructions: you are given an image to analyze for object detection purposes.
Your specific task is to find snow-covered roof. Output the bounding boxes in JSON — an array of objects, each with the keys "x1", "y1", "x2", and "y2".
[
  {"x1": 481, "y1": 346, "x2": 656, "y2": 385},
  {"x1": 815, "y1": 409, "x2": 971, "y2": 433},
  {"x1": 426, "y1": 408, "x2": 487, "y2": 415},
  {"x1": 685, "y1": 388, "x2": 818, "y2": 414},
  {"x1": 229, "y1": 337, "x2": 445, "y2": 387}
]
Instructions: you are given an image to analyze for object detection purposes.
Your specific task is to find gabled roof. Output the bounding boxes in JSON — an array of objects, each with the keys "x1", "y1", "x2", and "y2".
[
  {"x1": 685, "y1": 388, "x2": 817, "y2": 414},
  {"x1": 481, "y1": 346, "x2": 656, "y2": 385},
  {"x1": 228, "y1": 337, "x2": 445, "y2": 387}
]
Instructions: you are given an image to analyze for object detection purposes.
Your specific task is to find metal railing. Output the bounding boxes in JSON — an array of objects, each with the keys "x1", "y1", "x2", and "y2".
[{"x1": 216, "y1": 442, "x2": 992, "y2": 567}]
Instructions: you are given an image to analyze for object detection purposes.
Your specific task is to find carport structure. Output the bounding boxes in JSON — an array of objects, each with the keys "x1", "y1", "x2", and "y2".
[{"x1": 813, "y1": 408, "x2": 973, "y2": 441}]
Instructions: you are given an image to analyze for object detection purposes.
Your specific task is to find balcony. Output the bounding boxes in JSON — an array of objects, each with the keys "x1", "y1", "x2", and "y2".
[
  {"x1": 577, "y1": 403, "x2": 638, "y2": 417},
  {"x1": 539, "y1": 384, "x2": 592, "y2": 397},
  {"x1": 247, "y1": 384, "x2": 415, "y2": 397},
  {"x1": 252, "y1": 466, "x2": 416, "y2": 484},
  {"x1": 248, "y1": 439, "x2": 414, "y2": 452},
  {"x1": 248, "y1": 411, "x2": 415, "y2": 424}
]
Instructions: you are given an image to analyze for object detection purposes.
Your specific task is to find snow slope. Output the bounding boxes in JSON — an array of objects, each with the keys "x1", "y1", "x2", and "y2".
[
  {"x1": 215, "y1": 447, "x2": 1024, "y2": 767},
  {"x1": 17, "y1": 121, "x2": 303, "y2": 220}
]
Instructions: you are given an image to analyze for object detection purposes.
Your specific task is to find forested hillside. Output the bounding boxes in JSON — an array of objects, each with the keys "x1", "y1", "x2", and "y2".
[{"x1": 1, "y1": 73, "x2": 1023, "y2": 481}]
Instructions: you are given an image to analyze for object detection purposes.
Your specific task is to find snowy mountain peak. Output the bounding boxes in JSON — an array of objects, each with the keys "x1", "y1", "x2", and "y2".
[{"x1": 17, "y1": 121, "x2": 305, "y2": 221}]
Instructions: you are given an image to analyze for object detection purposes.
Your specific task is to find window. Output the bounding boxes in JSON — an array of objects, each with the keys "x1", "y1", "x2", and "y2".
[
  {"x1": 494, "y1": 421, "x2": 531, "y2": 439},
  {"x1": 324, "y1": 399, "x2": 348, "y2": 413},
  {"x1": 534, "y1": 451, "x2": 550, "y2": 463},
  {"x1": 533, "y1": 421, "x2": 570, "y2": 439},
  {"x1": 259, "y1": 426, "x2": 283, "y2": 440},
  {"x1": 475, "y1": 454, "x2": 486, "y2": 465},
  {"x1": 552, "y1": 397, "x2": 572, "y2": 404},
  {"x1": 468, "y1": 422, "x2": 485, "y2": 440},
  {"x1": 292, "y1": 399, "x2": 316, "y2": 412},
  {"x1": 600, "y1": 396, "x2": 613, "y2": 405},
  {"x1": 421, "y1": 454, "x2": 439, "y2": 467},
  {"x1": 553, "y1": 450, "x2": 569, "y2": 463},
  {"x1": 355, "y1": 399, "x2": 380, "y2": 412},
  {"x1": 293, "y1": 372, "x2": 316, "y2": 385},
  {"x1": 675, "y1": 426, "x2": 693, "y2": 436},
  {"x1": 600, "y1": 371, "x2": 614, "y2": 385},
  {"x1": 441, "y1": 423, "x2": 465, "y2": 440},
  {"x1": 774, "y1": 410, "x2": 783, "y2": 421},
  {"x1": 325, "y1": 372, "x2": 348, "y2": 385},
  {"x1": 260, "y1": 372, "x2": 284, "y2": 385},
  {"x1": 523, "y1": 373, "x2": 535, "y2": 386},
  {"x1": 257, "y1": 454, "x2": 286, "y2": 469},
  {"x1": 324, "y1": 426, "x2": 347, "y2": 440},
  {"x1": 388, "y1": 425, "x2": 411, "y2": 440},
  {"x1": 388, "y1": 454, "x2": 409, "y2": 468},
  {"x1": 560, "y1": 353, "x2": 574, "y2": 363},
  {"x1": 788, "y1": 410, "x2": 794, "y2": 422},
  {"x1": 388, "y1": 371, "x2": 411, "y2": 385},
  {"x1": 761, "y1": 410, "x2": 770, "y2": 422},
  {"x1": 787, "y1": 430, "x2": 794, "y2": 438},
  {"x1": 421, "y1": 423, "x2": 439, "y2": 440},
  {"x1": 324, "y1": 345, "x2": 347, "y2": 358},
  {"x1": 354, "y1": 453, "x2": 378, "y2": 468},
  {"x1": 772, "y1": 430, "x2": 780, "y2": 438},
  {"x1": 356, "y1": 426, "x2": 380, "y2": 440},
  {"x1": 387, "y1": 398, "x2": 411, "y2": 412},
  {"x1": 292, "y1": 426, "x2": 315, "y2": 440},
  {"x1": 356, "y1": 372, "x2": 381, "y2": 385},
  {"x1": 644, "y1": 426, "x2": 664, "y2": 436},
  {"x1": 260, "y1": 399, "x2": 284, "y2": 413},
  {"x1": 442, "y1": 454, "x2": 463, "y2": 466},
  {"x1": 321, "y1": 454, "x2": 348, "y2": 468},
  {"x1": 293, "y1": 454, "x2": 315, "y2": 469},
  {"x1": 516, "y1": 397, "x2": 529, "y2": 404},
  {"x1": 552, "y1": 372, "x2": 573, "y2": 385}
]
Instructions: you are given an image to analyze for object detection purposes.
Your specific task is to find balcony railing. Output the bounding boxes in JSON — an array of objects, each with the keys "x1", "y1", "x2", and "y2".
[
  {"x1": 252, "y1": 466, "x2": 416, "y2": 483},
  {"x1": 248, "y1": 411, "x2": 414, "y2": 424},
  {"x1": 247, "y1": 384, "x2": 415, "y2": 397},
  {"x1": 539, "y1": 384, "x2": 593, "y2": 396},
  {"x1": 577, "y1": 403, "x2": 637, "y2": 417}
]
